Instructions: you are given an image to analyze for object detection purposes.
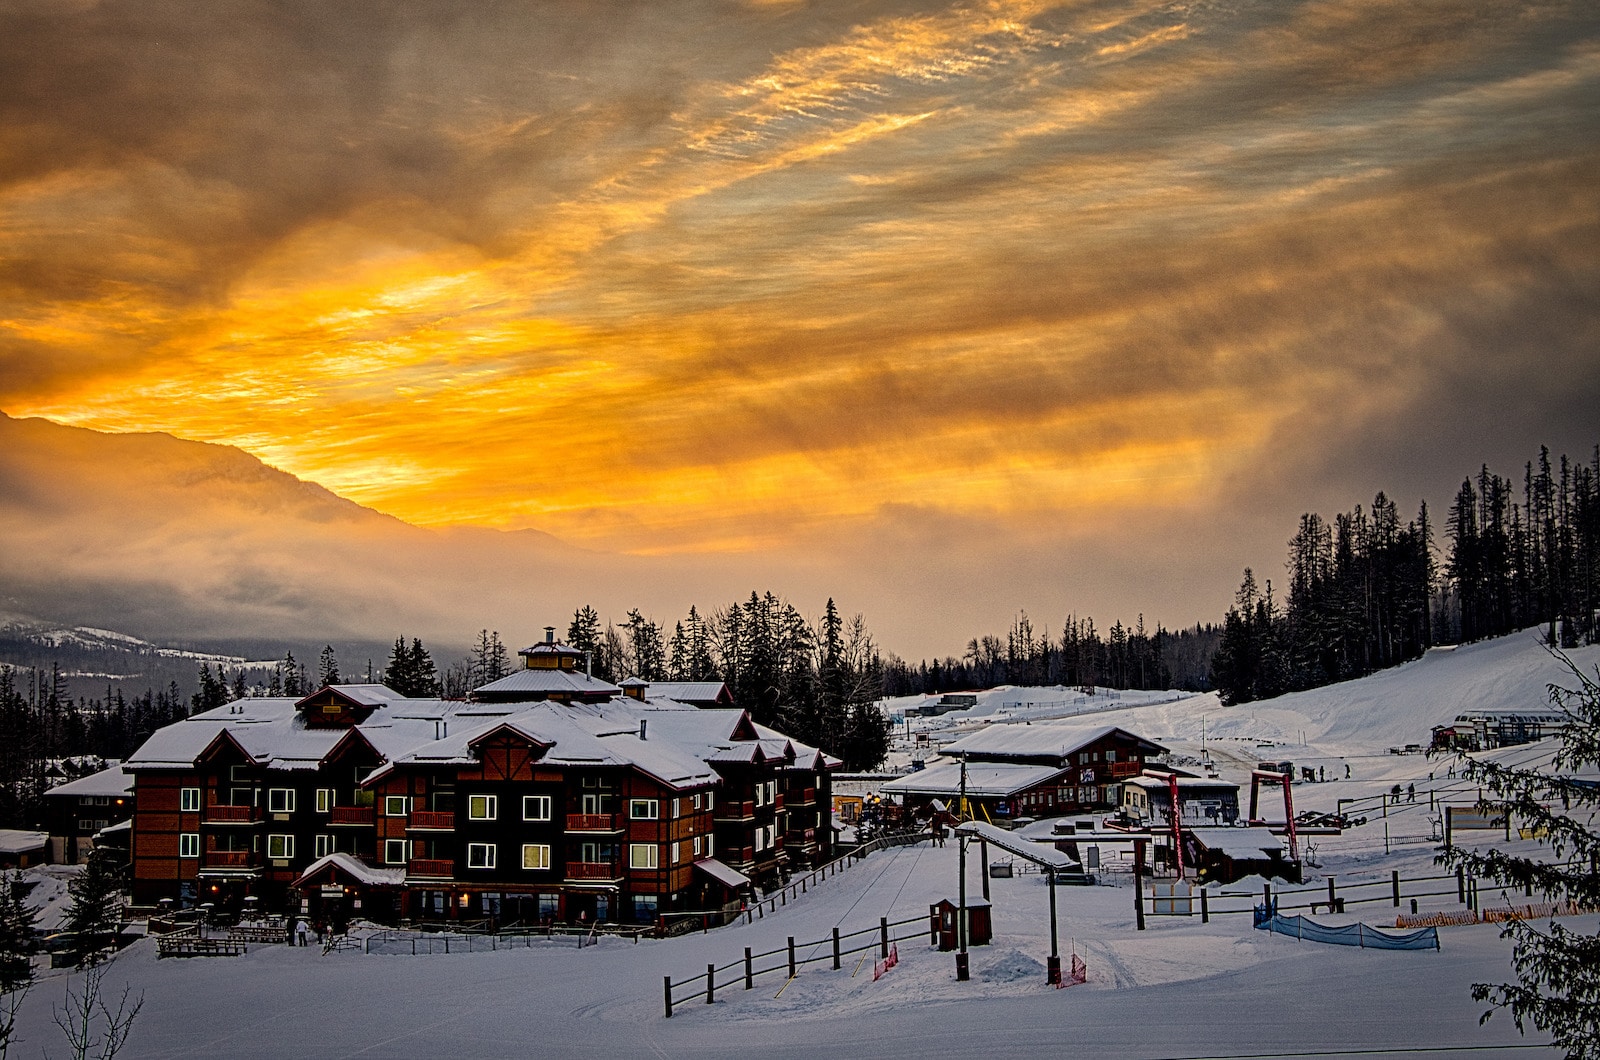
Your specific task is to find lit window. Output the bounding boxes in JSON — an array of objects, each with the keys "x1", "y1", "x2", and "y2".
[
  {"x1": 385, "y1": 796, "x2": 409, "y2": 817},
  {"x1": 180, "y1": 787, "x2": 200, "y2": 812},
  {"x1": 267, "y1": 834, "x2": 294, "y2": 859},
  {"x1": 629, "y1": 843, "x2": 658, "y2": 869},
  {"x1": 316, "y1": 788, "x2": 334, "y2": 813},
  {"x1": 522, "y1": 844, "x2": 550, "y2": 870},
  {"x1": 267, "y1": 788, "x2": 295, "y2": 813},
  {"x1": 522, "y1": 795, "x2": 551, "y2": 821},
  {"x1": 467, "y1": 843, "x2": 496, "y2": 869},
  {"x1": 384, "y1": 839, "x2": 409, "y2": 864},
  {"x1": 179, "y1": 833, "x2": 199, "y2": 858},
  {"x1": 629, "y1": 799, "x2": 658, "y2": 820},
  {"x1": 469, "y1": 795, "x2": 497, "y2": 821}
]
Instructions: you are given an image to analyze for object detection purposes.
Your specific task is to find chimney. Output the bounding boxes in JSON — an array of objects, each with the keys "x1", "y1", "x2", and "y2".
[
  {"x1": 639, "y1": 719, "x2": 648, "y2": 741},
  {"x1": 584, "y1": 650, "x2": 592, "y2": 678},
  {"x1": 545, "y1": 626, "x2": 555, "y2": 644}
]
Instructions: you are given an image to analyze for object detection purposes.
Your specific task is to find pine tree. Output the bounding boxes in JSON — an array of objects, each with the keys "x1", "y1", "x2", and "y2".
[
  {"x1": 63, "y1": 849, "x2": 121, "y2": 968},
  {"x1": 280, "y1": 652, "x2": 303, "y2": 697},
  {"x1": 406, "y1": 639, "x2": 438, "y2": 697},
  {"x1": 1438, "y1": 653, "x2": 1600, "y2": 1057},
  {"x1": 317, "y1": 646, "x2": 341, "y2": 688},
  {"x1": 0, "y1": 869, "x2": 37, "y2": 992}
]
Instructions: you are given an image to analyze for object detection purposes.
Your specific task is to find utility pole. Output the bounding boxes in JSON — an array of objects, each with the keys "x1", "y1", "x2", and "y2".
[{"x1": 956, "y1": 753, "x2": 969, "y2": 982}]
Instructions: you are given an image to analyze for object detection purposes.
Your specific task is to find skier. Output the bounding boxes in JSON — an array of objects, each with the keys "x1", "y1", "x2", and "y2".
[{"x1": 1344, "y1": 763, "x2": 1351, "y2": 779}]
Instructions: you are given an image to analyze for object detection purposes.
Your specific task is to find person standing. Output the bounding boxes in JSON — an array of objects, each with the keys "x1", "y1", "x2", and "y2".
[{"x1": 294, "y1": 918, "x2": 310, "y2": 947}]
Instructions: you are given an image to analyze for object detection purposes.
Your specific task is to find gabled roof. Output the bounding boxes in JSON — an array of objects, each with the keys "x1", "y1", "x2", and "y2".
[
  {"x1": 292, "y1": 852, "x2": 405, "y2": 889},
  {"x1": 472, "y1": 669, "x2": 621, "y2": 699},
  {"x1": 297, "y1": 684, "x2": 410, "y2": 709},
  {"x1": 46, "y1": 764, "x2": 134, "y2": 799},
  {"x1": 880, "y1": 761, "x2": 1071, "y2": 798},
  {"x1": 940, "y1": 722, "x2": 1167, "y2": 763}
]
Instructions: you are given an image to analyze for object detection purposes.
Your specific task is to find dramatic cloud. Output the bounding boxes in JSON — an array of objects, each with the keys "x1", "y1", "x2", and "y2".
[{"x1": 2, "y1": 0, "x2": 1597, "y2": 656}]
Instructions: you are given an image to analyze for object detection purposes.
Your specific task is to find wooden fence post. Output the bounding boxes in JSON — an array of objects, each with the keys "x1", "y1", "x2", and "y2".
[
  {"x1": 706, "y1": 963, "x2": 715, "y2": 1004},
  {"x1": 1392, "y1": 870, "x2": 1400, "y2": 907},
  {"x1": 788, "y1": 936, "x2": 796, "y2": 979},
  {"x1": 880, "y1": 917, "x2": 890, "y2": 958},
  {"x1": 664, "y1": 975, "x2": 673, "y2": 1018},
  {"x1": 1200, "y1": 887, "x2": 1209, "y2": 924},
  {"x1": 745, "y1": 946, "x2": 753, "y2": 990},
  {"x1": 832, "y1": 927, "x2": 841, "y2": 970}
]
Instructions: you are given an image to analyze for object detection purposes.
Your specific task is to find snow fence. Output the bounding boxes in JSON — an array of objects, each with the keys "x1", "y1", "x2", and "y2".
[{"x1": 1254, "y1": 909, "x2": 1439, "y2": 951}]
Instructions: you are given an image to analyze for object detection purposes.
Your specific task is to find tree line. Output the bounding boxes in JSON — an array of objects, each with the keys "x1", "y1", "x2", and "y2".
[
  {"x1": 1212, "y1": 443, "x2": 1600, "y2": 705},
  {"x1": 880, "y1": 613, "x2": 1222, "y2": 697}
]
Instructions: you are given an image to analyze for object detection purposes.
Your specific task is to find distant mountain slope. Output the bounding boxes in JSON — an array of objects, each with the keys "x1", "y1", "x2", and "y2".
[{"x1": 0, "y1": 411, "x2": 783, "y2": 647}]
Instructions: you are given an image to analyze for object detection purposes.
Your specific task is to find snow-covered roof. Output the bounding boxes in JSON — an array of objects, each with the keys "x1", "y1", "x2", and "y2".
[
  {"x1": 1187, "y1": 827, "x2": 1286, "y2": 860},
  {"x1": 648, "y1": 682, "x2": 731, "y2": 704},
  {"x1": 473, "y1": 669, "x2": 621, "y2": 698},
  {"x1": 1122, "y1": 775, "x2": 1240, "y2": 795},
  {"x1": 0, "y1": 829, "x2": 48, "y2": 854},
  {"x1": 940, "y1": 721, "x2": 1166, "y2": 762},
  {"x1": 302, "y1": 684, "x2": 411, "y2": 708},
  {"x1": 46, "y1": 764, "x2": 135, "y2": 798},
  {"x1": 694, "y1": 857, "x2": 751, "y2": 890},
  {"x1": 954, "y1": 820, "x2": 1081, "y2": 870},
  {"x1": 880, "y1": 761, "x2": 1070, "y2": 798},
  {"x1": 292, "y1": 852, "x2": 406, "y2": 889}
]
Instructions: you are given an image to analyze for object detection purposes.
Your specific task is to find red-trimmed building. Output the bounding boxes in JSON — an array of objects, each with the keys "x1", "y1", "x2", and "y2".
[{"x1": 124, "y1": 637, "x2": 837, "y2": 925}]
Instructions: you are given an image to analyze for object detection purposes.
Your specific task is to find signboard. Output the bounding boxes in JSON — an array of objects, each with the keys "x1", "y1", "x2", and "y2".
[
  {"x1": 1080, "y1": 768, "x2": 1095, "y2": 784},
  {"x1": 320, "y1": 885, "x2": 344, "y2": 897},
  {"x1": 1150, "y1": 881, "x2": 1193, "y2": 916}
]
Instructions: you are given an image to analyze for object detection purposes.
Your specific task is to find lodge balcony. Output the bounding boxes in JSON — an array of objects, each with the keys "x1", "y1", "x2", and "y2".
[
  {"x1": 407, "y1": 810, "x2": 454, "y2": 830},
  {"x1": 723, "y1": 845, "x2": 757, "y2": 869},
  {"x1": 407, "y1": 858, "x2": 454, "y2": 879},
  {"x1": 774, "y1": 794, "x2": 785, "y2": 810},
  {"x1": 565, "y1": 813, "x2": 623, "y2": 833},
  {"x1": 788, "y1": 787, "x2": 817, "y2": 807},
  {"x1": 713, "y1": 801, "x2": 755, "y2": 822},
  {"x1": 329, "y1": 806, "x2": 373, "y2": 826},
  {"x1": 203, "y1": 850, "x2": 254, "y2": 868},
  {"x1": 204, "y1": 804, "x2": 260, "y2": 825},
  {"x1": 784, "y1": 827, "x2": 817, "y2": 850},
  {"x1": 564, "y1": 860, "x2": 623, "y2": 883},
  {"x1": 1109, "y1": 761, "x2": 1143, "y2": 778}
]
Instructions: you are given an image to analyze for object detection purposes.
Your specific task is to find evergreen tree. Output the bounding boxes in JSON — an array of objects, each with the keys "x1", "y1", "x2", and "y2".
[
  {"x1": 62, "y1": 849, "x2": 121, "y2": 968},
  {"x1": 317, "y1": 645, "x2": 341, "y2": 688},
  {"x1": 1438, "y1": 654, "x2": 1600, "y2": 1058},
  {"x1": 280, "y1": 652, "x2": 303, "y2": 697},
  {"x1": 0, "y1": 869, "x2": 37, "y2": 992}
]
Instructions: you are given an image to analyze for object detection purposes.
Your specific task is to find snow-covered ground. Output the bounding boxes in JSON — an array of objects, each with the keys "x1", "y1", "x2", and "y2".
[{"x1": 10, "y1": 630, "x2": 1593, "y2": 1059}]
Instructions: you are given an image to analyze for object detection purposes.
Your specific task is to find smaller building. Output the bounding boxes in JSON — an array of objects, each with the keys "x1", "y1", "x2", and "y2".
[
  {"x1": 1120, "y1": 775, "x2": 1241, "y2": 827},
  {"x1": 1184, "y1": 827, "x2": 1297, "y2": 884},
  {"x1": 0, "y1": 830, "x2": 49, "y2": 869},
  {"x1": 929, "y1": 897, "x2": 991, "y2": 950},
  {"x1": 45, "y1": 765, "x2": 135, "y2": 864},
  {"x1": 1430, "y1": 708, "x2": 1569, "y2": 753}
]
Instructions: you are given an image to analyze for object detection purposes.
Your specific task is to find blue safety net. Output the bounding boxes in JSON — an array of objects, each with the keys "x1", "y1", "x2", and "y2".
[{"x1": 1255, "y1": 913, "x2": 1439, "y2": 951}]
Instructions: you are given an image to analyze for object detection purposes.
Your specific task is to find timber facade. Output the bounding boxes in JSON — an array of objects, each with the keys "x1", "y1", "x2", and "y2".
[{"x1": 125, "y1": 638, "x2": 837, "y2": 927}]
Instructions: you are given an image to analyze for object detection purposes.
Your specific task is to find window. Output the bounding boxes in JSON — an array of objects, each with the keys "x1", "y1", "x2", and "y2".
[
  {"x1": 629, "y1": 843, "x2": 658, "y2": 869},
  {"x1": 1105, "y1": 750, "x2": 1118, "y2": 763},
  {"x1": 467, "y1": 843, "x2": 496, "y2": 869},
  {"x1": 753, "y1": 827, "x2": 765, "y2": 852},
  {"x1": 316, "y1": 788, "x2": 334, "y2": 813},
  {"x1": 384, "y1": 839, "x2": 409, "y2": 865},
  {"x1": 767, "y1": 780, "x2": 777, "y2": 804},
  {"x1": 706, "y1": 790, "x2": 713, "y2": 812},
  {"x1": 468, "y1": 795, "x2": 497, "y2": 821},
  {"x1": 267, "y1": 834, "x2": 294, "y2": 860},
  {"x1": 693, "y1": 835, "x2": 702, "y2": 856},
  {"x1": 521, "y1": 844, "x2": 550, "y2": 870},
  {"x1": 179, "y1": 787, "x2": 200, "y2": 812},
  {"x1": 229, "y1": 764, "x2": 250, "y2": 783},
  {"x1": 754, "y1": 784, "x2": 764, "y2": 807},
  {"x1": 670, "y1": 841, "x2": 680, "y2": 864},
  {"x1": 692, "y1": 792, "x2": 702, "y2": 810},
  {"x1": 705, "y1": 833, "x2": 714, "y2": 857},
  {"x1": 522, "y1": 795, "x2": 551, "y2": 822},
  {"x1": 316, "y1": 834, "x2": 335, "y2": 858},
  {"x1": 267, "y1": 788, "x2": 295, "y2": 813},
  {"x1": 672, "y1": 798, "x2": 681, "y2": 819},
  {"x1": 179, "y1": 833, "x2": 199, "y2": 858},
  {"x1": 629, "y1": 799, "x2": 658, "y2": 820},
  {"x1": 633, "y1": 894, "x2": 659, "y2": 923},
  {"x1": 385, "y1": 796, "x2": 409, "y2": 817}
]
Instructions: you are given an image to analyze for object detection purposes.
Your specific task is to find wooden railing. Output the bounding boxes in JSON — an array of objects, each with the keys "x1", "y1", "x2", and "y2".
[
  {"x1": 774, "y1": 794, "x2": 785, "y2": 810},
  {"x1": 714, "y1": 801, "x2": 754, "y2": 821},
  {"x1": 1109, "y1": 761, "x2": 1143, "y2": 778},
  {"x1": 206, "y1": 805, "x2": 257, "y2": 823},
  {"x1": 566, "y1": 861, "x2": 621, "y2": 880},
  {"x1": 329, "y1": 806, "x2": 371, "y2": 825},
  {"x1": 408, "y1": 810, "x2": 453, "y2": 829},
  {"x1": 566, "y1": 813, "x2": 619, "y2": 832},
  {"x1": 791, "y1": 787, "x2": 817, "y2": 805},
  {"x1": 205, "y1": 850, "x2": 252, "y2": 867},
  {"x1": 407, "y1": 858, "x2": 454, "y2": 878}
]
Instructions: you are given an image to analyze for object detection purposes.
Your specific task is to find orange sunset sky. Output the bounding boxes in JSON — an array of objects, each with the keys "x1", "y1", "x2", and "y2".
[{"x1": 2, "y1": 0, "x2": 1597, "y2": 656}]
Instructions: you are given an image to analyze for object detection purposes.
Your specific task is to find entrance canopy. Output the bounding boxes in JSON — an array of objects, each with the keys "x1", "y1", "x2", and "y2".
[
  {"x1": 292, "y1": 852, "x2": 404, "y2": 891},
  {"x1": 693, "y1": 857, "x2": 751, "y2": 891}
]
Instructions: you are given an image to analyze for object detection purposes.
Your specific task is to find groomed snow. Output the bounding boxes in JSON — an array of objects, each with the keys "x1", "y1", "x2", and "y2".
[{"x1": 10, "y1": 629, "x2": 1593, "y2": 1059}]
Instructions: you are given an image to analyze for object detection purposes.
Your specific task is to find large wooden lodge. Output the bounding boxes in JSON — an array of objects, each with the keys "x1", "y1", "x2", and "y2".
[{"x1": 125, "y1": 631, "x2": 836, "y2": 927}]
